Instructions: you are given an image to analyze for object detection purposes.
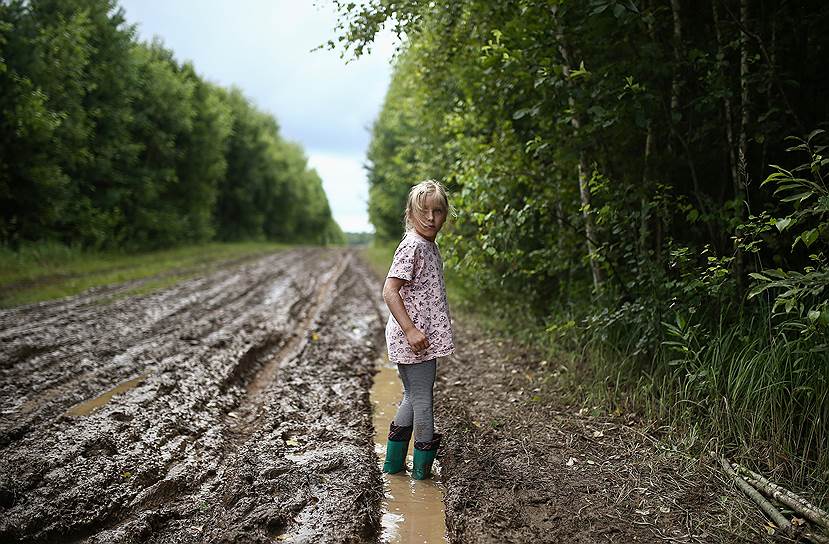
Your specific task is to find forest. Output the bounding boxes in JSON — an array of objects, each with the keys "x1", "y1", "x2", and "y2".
[
  {"x1": 0, "y1": 0, "x2": 343, "y2": 250},
  {"x1": 333, "y1": 0, "x2": 829, "y2": 488}
]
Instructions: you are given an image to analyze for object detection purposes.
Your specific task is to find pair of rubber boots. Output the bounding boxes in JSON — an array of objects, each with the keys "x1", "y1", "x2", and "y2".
[{"x1": 382, "y1": 421, "x2": 442, "y2": 480}]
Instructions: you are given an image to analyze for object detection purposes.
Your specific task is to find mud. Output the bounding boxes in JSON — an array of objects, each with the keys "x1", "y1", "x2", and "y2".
[
  {"x1": 0, "y1": 248, "x2": 387, "y2": 543},
  {"x1": 1, "y1": 247, "x2": 774, "y2": 543}
]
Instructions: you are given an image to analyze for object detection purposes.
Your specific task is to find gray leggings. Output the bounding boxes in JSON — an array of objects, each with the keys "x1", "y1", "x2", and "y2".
[{"x1": 392, "y1": 359, "x2": 436, "y2": 443}]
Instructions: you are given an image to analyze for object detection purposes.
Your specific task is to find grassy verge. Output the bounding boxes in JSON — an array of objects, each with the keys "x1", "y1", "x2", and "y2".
[{"x1": 0, "y1": 241, "x2": 288, "y2": 308}]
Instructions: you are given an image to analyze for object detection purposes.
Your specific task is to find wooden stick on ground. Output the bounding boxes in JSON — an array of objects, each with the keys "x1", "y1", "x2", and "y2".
[
  {"x1": 805, "y1": 532, "x2": 829, "y2": 544},
  {"x1": 715, "y1": 454, "x2": 792, "y2": 536},
  {"x1": 732, "y1": 463, "x2": 829, "y2": 531}
]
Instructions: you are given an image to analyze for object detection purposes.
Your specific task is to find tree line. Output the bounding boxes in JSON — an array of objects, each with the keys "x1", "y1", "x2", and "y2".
[
  {"x1": 0, "y1": 0, "x2": 343, "y2": 250},
  {"x1": 334, "y1": 0, "x2": 829, "y2": 481}
]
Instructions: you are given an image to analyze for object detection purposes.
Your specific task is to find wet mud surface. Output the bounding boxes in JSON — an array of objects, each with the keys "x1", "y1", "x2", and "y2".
[
  {"x1": 1, "y1": 248, "x2": 386, "y2": 543},
  {"x1": 2, "y1": 247, "x2": 773, "y2": 543}
]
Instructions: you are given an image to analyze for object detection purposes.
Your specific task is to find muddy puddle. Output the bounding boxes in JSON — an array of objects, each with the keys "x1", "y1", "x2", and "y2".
[
  {"x1": 371, "y1": 357, "x2": 447, "y2": 544},
  {"x1": 64, "y1": 373, "x2": 149, "y2": 417}
]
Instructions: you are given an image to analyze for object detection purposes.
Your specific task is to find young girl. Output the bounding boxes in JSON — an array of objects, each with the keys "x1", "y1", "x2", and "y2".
[{"x1": 381, "y1": 179, "x2": 454, "y2": 480}]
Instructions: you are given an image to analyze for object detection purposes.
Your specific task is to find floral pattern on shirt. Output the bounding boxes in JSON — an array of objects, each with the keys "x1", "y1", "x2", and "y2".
[{"x1": 385, "y1": 231, "x2": 455, "y2": 364}]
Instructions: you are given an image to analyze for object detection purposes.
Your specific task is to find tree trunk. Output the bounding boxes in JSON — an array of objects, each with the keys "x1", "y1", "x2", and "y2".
[
  {"x1": 735, "y1": 0, "x2": 750, "y2": 293},
  {"x1": 640, "y1": 121, "x2": 654, "y2": 261},
  {"x1": 712, "y1": 0, "x2": 738, "y2": 211},
  {"x1": 669, "y1": 0, "x2": 682, "y2": 139},
  {"x1": 553, "y1": 12, "x2": 605, "y2": 290},
  {"x1": 577, "y1": 155, "x2": 603, "y2": 290},
  {"x1": 739, "y1": 0, "x2": 749, "y2": 183}
]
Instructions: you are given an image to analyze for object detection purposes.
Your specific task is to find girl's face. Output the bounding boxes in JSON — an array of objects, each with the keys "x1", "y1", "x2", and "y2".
[{"x1": 413, "y1": 192, "x2": 447, "y2": 241}]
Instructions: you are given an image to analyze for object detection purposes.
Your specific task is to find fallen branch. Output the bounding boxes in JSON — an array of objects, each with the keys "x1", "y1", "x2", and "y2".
[
  {"x1": 732, "y1": 462, "x2": 829, "y2": 532},
  {"x1": 807, "y1": 532, "x2": 829, "y2": 544},
  {"x1": 714, "y1": 453, "x2": 792, "y2": 536}
]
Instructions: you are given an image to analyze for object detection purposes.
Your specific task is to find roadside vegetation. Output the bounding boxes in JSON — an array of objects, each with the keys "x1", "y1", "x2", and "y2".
[
  {"x1": 338, "y1": 0, "x2": 829, "y2": 502},
  {"x1": 0, "y1": 241, "x2": 287, "y2": 307},
  {"x1": 1, "y1": 0, "x2": 343, "y2": 254}
]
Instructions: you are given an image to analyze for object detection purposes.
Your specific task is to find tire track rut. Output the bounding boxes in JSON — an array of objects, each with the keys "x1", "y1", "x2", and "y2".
[{"x1": 0, "y1": 249, "x2": 387, "y2": 543}]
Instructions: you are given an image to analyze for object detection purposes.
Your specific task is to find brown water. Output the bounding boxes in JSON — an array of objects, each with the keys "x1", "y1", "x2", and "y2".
[
  {"x1": 64, "y1": 373, "x2": 149, "y2": 417},
  {"x1": 371, "y1": 358, "x2": 447, "y2": 543}
]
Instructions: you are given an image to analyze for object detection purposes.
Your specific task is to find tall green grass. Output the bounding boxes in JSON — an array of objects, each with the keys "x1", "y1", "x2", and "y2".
[{"x1": 576, "y1": 307, "x2": 829, "y2": 504}]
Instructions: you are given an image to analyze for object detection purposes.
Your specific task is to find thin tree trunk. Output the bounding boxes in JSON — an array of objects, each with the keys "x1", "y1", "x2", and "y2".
[
  {"x1": 734, "y1": 463, "x2": 829, "y2": 531},
  {"x1": 739, "y1": 0, "x2": 749, "y2": 180},
  {"x1": 717, "y1": 455, "x2": 792, "y2": 536},
  {"x1": 577, "y1": 155, "x2": 603, "y2": 290},
  {"x1": 712, "y1": 0, "x2": 738, "y2": 207},
  {"x1": 734, "y1": 0, "x2": 750, "y2": 293},
  {"x1": 667, "y1": 0, "x2": 683, "y2": 159},
  {"x1": 642, "y1": 1, "x2": 659, "y2": 262},
  {"x1": 760, "y1": 14, "x2": 777, "y2": 175},
  {"x1": 553, "y1": 12, "x2": 605, "y2": 290},
  {"x1": 640, "y1": 122, "x2": 653, "y2": 260},
  {"x1": 669, "y1": 0, "x2": 682, "y2": 127}
]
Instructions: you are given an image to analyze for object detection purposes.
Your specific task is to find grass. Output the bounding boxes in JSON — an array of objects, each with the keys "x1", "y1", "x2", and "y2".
[{"x1": 0, "y1": 240, "x2": 288, "y2": 307}]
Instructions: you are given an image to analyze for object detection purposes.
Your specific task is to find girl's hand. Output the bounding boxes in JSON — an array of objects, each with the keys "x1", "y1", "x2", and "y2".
[{"x1": 405, "y1": 327, "x2": 429, "y2": 353}]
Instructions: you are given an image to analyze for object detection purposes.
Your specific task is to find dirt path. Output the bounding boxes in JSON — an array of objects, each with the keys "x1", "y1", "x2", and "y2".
[
  {"x1": 1, "y1": 248, "x2": 386, "y2": 543},
  {"x1": 1, "y1": 248, "x2": 769, "y2": 543}
]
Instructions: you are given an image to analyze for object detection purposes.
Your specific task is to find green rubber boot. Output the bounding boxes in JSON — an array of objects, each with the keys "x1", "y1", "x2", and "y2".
[
  {"x1": 382, "y1": 421, "x2": 412, "y2": 474},
  {"x1": 412, "y1": 432, "x2": 442, "y2": 480}
]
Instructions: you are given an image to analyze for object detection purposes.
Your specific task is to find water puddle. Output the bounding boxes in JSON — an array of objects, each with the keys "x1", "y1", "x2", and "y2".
[
  {"x1": 371, "y1": 357, "x2": 447, "y2": 543},
  {"x1": 64, "y1": 373, "x2": 149, "y2": 417}
]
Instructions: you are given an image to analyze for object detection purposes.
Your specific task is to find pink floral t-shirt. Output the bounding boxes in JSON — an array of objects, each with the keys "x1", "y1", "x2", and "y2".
[{"x1": 385, "y1": 231, "x2": 455, "y2": 364}]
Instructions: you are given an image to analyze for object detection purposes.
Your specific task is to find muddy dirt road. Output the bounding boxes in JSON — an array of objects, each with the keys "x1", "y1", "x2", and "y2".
[
  {"x1": 1, "y1": 247, "x2": 766, "y2": 543},
  {"x1": 1, "y1": 248, "x2": 386, "y2": 543}
]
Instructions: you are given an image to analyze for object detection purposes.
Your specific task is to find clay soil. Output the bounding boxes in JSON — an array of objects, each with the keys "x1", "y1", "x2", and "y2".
[{"x1": 1, "y1": 248, "x2": 773, "y2": 543}]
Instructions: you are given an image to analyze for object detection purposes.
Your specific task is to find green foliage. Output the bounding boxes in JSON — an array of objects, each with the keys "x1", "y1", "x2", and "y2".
[
  {"x1": 0, "y1": 0, "x2": 341, "y2": 250},
  {"x1": 743, "y1": 130, "x2": 829, "y2": 342},
  {"x1": 335, "y1": 0, "x2": 829, "y2": 482}
]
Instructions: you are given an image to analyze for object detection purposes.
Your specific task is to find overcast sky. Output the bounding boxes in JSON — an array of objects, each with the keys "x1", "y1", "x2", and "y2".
[{"x1": 119, "y1": 0, "x2": 398, "y2": 232}]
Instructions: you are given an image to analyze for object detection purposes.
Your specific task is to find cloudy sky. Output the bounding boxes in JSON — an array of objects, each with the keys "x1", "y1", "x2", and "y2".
[{"x1": 119, "y1": 0, "x2": 399, "y2": 232}]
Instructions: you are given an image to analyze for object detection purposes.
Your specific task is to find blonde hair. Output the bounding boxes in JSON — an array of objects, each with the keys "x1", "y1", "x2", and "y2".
[{"x1": 404, "y1": 179, "x2": 453, "y2": 234}]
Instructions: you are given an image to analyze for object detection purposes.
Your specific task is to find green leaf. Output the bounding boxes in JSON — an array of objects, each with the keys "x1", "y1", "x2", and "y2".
[
  {"x1": 807, "y1": 128, "x2": 826, "y2": 142},
  {"x1": 780, "y1": 191, "x2": 813, "y2": 203},
  {"x1": 569, "y1": 60, "x2": 590, "y2": 80},
  {"x1": 774, "y1": 217, "x2": 792, "y2": 232},
  {"x1": 747, "y1": 284, "x2": 770, "y2": 299},
  {"x1": 764, "y1": 268, "x2": 788, "y2": 279},
  {"x1": 800, "y1": 228, "x2": 819, "y2": 247}
]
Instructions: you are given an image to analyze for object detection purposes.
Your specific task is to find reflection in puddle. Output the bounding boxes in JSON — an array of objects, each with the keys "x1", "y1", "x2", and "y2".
[
  {"x1": 64, "y1": 373, "x2": 148, "y2": 417},
  {"x1": 372, "y1": 357, "x2": 447, "y2": 543}
]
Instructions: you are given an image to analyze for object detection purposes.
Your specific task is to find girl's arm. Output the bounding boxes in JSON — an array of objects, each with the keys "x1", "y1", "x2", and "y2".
[{"x1": 382, "y1": 277, "x2": 429, "y2": 353}]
